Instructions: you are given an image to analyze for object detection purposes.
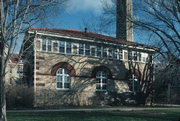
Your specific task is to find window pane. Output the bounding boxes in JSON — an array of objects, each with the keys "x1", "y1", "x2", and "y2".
[
  {"x1": 64, "y1": 83, "x2": 70, "y2": 88},
  {"x1": 57, "y1": 75, "x2": 62, "y2": 82},
  {"x1": 119, "y1": 49, "x2": 123, "y2": 59},
  {"x1": 96, "y1": 79, "x2": 101, "y2": 83},
  {"x1": 97, "y1": 46, "x2": 102, "y2": 57},
  {"x1": 85, "y1": 44, "x2": 90, "y2": 56},
  {"x1": 128, "y1": 51, "x2": 132, "y2": 60},
  {"x1": 103, "y1": 48, "x2": 107, "y2": 57},
  {"x1": 91, "y1": 47, "x2": 96, "y2": 56},
  {"x1": 66, "y1": 42, "x2": 72, "y2": 53},
  {"x1": 53, "y1": 41, "x2": 58, "y2": 52},
  {"x1": 79, "y1": 43, "x2": 84, "y2": 55},
  {"x1": 102, "y1": 85, "x2": 106, "y2": 90},
  {"x1": 108, "y1": 49, "x2": 113, "y2": 58},
  {"x1": 96, "y1": 84, "x2": 101, "y2": 89},
  {"x1": 72, "y1": 43, "x2": 78, "y2": 54},
  {"x1": 102, "y1": 79, "x2": 107, "y2": 83},
  {"x1": 57, "y1": 82, "x2": 62, "y2": 88},
  {"x1": 42, "y1": 40, "x2": 46, "y2": 51},
  {"x1": 59, "y1": 41, "x2": 65, "y2": 53},
  {"x1": 47, "y1": 40, "x2": 52, "y2": 52}
]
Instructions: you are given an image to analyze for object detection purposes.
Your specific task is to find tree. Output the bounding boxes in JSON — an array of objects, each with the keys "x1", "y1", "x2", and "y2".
[
  {"x1": 0, "y1": 0, "x2": 67, "y2": 120},
  {"x1": 101, "y1": 0, "x2": 180, "y2": 61},
  {"x1": 96, "y1": 0, "x2": 179, "y2": 103}
]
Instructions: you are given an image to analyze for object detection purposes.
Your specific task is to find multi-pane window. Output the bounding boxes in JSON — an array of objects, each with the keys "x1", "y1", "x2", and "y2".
[
  {"x1": 119, "y1": 49, "x2": 123, "y2": 60},
  {"x1": 85, "y1": 44, "x2": 90, "y2": 56},
  {"x1": 90, "y1": 46, "x2": 96, "y2": 56},
  {"x1": 17, "y1": 68, "x2": 23, "y2": 74},
  {"x1": 42, "y1": 39, "x2": 47, "y2": 51},
  {"x1": 53, "y1": 41, "x2": 58, "y2": 52},
  {"x1": 103, "y1": 48, "x2": 108, "y2": 58},
  {"x1": 72, "y1": 43, "x2": 78, "y2": 54},
  {"x1": 129, "y1": 74, "x2": 139, "y2": 92},
  {"x1": 66, "y1": 42, "x2": 72, "y2": 54},
  {"x1": 124, "y1": 50, "x2": 128, "y2": 60},
  {"x1": 79, "y1": 43, "x2": 84, "y2": 55},
  {"x1": 97, "y1": 46, "x2": 102, "y2": 57},
  {"x1": 133, "y1": 51, "x2": 138, "y2": 61},
  {"x1": 96, "y1": 71, "x2": 107, "y2": 91},
  {"x1": 113, "y1": 49, "x2": 118, "y2": 59},
  {"x1": 108, "y1": 49, "x2": 113, "y2": 58},
  {"x1": 128, "y1": 51, "x2": 132, "y2": 60},
  {"x1": 47, "y1": 40, "x2": 52, "y2": 52},
  {"x1": 56, "y1": 68, "x2": 70, "y2": 89},
  {"x1": 59, "y1": 41, "x2": 65, "y2": 53}
]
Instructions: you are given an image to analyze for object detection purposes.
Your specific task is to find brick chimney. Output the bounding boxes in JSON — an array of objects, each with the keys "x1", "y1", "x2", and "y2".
[{"x1": 116, "y1": 0, "x2": 133, "y2": 42}]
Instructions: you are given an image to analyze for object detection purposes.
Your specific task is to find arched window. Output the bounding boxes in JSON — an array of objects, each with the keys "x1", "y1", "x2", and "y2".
[
  {"x1": 129, "y1": 74, "x2": 139, "y2": 92},
  {"x1": 96, "y1": 71, "x2": 107, "y2": 91},
  {"x1": 56, "y1": 68, "x2": 70, "y2": 89}
]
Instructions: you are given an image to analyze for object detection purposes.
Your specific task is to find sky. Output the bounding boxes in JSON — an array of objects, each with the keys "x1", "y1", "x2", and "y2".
[{"x1": 15, "y1": 0, "x2": 150, "y2": 52}]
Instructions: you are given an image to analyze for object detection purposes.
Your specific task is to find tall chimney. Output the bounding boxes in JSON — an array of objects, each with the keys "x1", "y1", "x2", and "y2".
[{"x1": 116, "y1": 0, "x2": 133, "y2": 42}]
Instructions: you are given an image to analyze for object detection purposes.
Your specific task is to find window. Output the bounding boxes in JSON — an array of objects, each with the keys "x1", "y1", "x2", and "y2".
[
  {"x1": 47, "y1": 40, "x2": 52, "y2": 52},
  {"x1": 129, "y1": 74, "x2": 139, "y2": 92},
  {"x1": 17, "y1": 68, "x2": 23, "y2": 74},
  {"x1": 53, "y1": 41, "x2": 58, "y2": 52},
  {"x1": 85, "y1": 44, "x2": 90, "y2": 56},
  {"x1": 113, "y1": 49, "x2": 118, "y2": 59},
  {"x1": 90, "y1": 46, "x2": 96, "y2": 56},
  {"x1": 79, "y1": 43, "x2": 84, "y2": 55},
  {"x1": 66, "y1": 42, "x2": 72, "y2": 54},
  {"x1": 42, "y1": 39, "x2": 47, "y2": 51},
  {"x1": 72, "y1": 43, "x2": 78, "y2": 54},
  {"x1": 133, "y1": 51, "x2": 137, "y2": 61},
  {"x1": 108, "y1": 49, "x2": 113, "y2": 58},
  {"x1": 56, "y1": 68, "x2": 70, "y2": 89},
  {"x1": 97, "y1": 46, "x2": 102, "y2": 57},
  {"x1": 96, "y1": 71, "x2": 107, "y2": 91},
  {"x1": 103, "y1": 48, "x2": 108, "y2": 58},
  {"x1": 124, "y1": 50, "x2": 128, "y2": 60},
  {"x1": 138, "y1": 52, "x2": 141, "y2": 61},
  {"x1": 128, "y1": 51, "x2": 132, "y2": 60},
  {"x1": 119, "y1": 49, "x2": 123, "y2": 60},
  {"x1": 59, "y1": 41, "x2": 65, "y2": 53}
]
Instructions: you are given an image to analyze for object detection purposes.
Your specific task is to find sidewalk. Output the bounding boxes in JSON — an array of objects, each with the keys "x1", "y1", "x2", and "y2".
[{"x1": 7, "y1": 106, "x2": 180, "y2": 113}]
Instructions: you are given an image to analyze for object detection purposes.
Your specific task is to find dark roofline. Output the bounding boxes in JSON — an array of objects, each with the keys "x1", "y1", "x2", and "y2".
[{"x1": 29, "y1": 28, "x2": 158, "y2": 51}]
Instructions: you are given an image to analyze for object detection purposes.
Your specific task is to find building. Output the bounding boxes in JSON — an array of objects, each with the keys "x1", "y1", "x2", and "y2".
[
  {"x1": 21, "y1": 28, "x2": 157, "y2": 107},
  {"x1": 5, "y1": 54, "x2": 23, "y2": 85}
]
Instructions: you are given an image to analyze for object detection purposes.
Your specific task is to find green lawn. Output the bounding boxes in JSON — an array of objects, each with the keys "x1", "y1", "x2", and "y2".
[{"x1": 7, "y1": 109, "x2": 180, "y2": 121}]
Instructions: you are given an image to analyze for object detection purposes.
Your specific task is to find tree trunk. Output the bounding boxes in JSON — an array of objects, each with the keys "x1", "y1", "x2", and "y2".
[{"x1": 0, "y1": 43, "x2": 7, "y2": 121}]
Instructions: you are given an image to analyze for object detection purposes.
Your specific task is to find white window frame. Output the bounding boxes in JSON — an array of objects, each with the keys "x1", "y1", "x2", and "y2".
[
  {"x1": 47, "y1": 39, "x2": 52, "y2": 52},
  {"x1": 52, "y1": 40, "x2": 59, "y2": 53},
  {"x1": 72, "y1": 43, "x2": 79, "y2": 55},
  {"x1": 59, "y1": 41, "x2": 65, "y2": 53},
  {"x1": 41, "y1": 39, "x2": 47, "y2": 52},
  {"x1": 56, "y1": 68, "x2": 70, "y2": 90},
  {"x1": 96, "y1": 71, "x2": 107, "y2": 91},
  {"x1": 90, "y1": 46, "x2": 96, "y2": 57}
]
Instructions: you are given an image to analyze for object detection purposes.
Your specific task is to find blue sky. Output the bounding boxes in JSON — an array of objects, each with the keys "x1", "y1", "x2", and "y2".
[{"x1": 16, "y1": 0, "x2": 151, "y2": 52}]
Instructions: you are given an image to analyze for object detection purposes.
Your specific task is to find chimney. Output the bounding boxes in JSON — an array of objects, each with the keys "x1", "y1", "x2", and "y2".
[
  {"x1": 116, "y1": 0, "x2": 133, "y2": 41},
  {"x1": 84, "y1": 27, "x2": 87, "y2": 33}
]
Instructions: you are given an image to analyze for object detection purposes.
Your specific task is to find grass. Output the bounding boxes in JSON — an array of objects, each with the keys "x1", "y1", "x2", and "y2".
[{"x1": 7, "y1": 108, "x2": 180, "y2": 121}]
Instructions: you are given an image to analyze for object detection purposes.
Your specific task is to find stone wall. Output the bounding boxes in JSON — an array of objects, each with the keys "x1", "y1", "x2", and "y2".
[{"x1": 34, "y1": 51, "x2": 147, "y2": 107}]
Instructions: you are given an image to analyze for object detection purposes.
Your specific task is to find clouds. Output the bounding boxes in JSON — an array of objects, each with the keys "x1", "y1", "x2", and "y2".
[{"x1": 65, "y1": 0, "x2": 112, "y2": 14}]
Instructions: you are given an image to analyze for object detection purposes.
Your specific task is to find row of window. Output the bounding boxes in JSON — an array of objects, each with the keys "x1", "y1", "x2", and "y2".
[
  {"x1": 39, "y1": 39, "x2": 149, "y2": 62},
  {"x1": 56, "y1": 68, "x2": 139, "y2": 92},
  {"x1": 56, "y1": 68, "x2": 107, "y2": 91}
]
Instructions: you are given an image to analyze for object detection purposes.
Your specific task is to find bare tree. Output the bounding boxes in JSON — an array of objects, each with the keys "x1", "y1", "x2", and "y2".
[
  {"x1": 101, "y1": 0, "x2": 180, "y2": 60},
  {"x1": 0, "y1": 0, "x2": 67, "y2": 120}
]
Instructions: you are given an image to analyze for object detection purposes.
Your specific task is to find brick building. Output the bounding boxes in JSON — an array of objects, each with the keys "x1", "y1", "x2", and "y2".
[{"x1": 21, "y1": 28, "x2": 157, "y2": 107}]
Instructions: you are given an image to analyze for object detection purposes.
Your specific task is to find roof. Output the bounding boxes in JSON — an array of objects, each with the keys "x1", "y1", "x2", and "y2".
[{"x1": 30, "y1": 28, "x2": 157, "y2": 51}]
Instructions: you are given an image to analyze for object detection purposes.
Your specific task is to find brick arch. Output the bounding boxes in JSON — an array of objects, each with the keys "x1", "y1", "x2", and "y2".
[
  {"x1": 91, "y1": 66, "x2": 112, "y2": 79},
  {"x1": 51, "y1": 62, "x2": 76, "y2": 76}
]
